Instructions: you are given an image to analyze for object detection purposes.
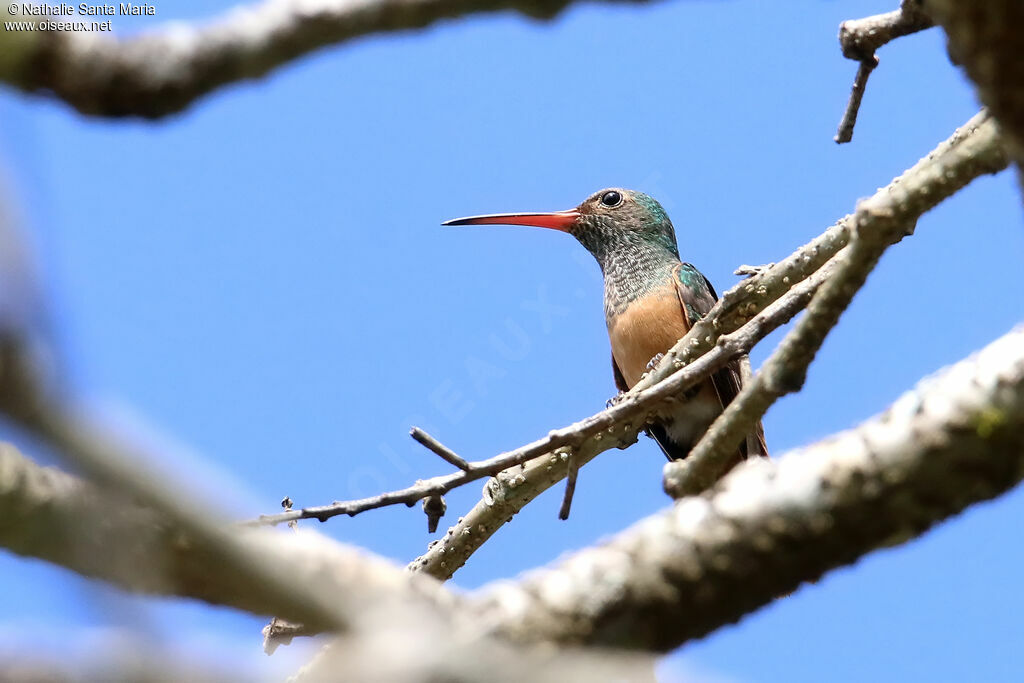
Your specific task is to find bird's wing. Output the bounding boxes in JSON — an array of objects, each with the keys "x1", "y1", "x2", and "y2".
[
  {"x1": 612, "y1": 355, "x2": 629, "y2": 393},
  {"x1": 672, "y1": 263, "x2": 769, "y2": 459}
]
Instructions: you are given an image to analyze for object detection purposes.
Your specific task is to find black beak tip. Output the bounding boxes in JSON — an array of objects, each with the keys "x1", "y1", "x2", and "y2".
[{"x1": 441, "y1": 218, "x2": 464, "y2": 226}]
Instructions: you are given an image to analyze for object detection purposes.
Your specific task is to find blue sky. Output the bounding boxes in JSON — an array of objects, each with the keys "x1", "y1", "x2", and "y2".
[{"x1": 1, "y1": 0, "x2": 1023, "y2": 680}]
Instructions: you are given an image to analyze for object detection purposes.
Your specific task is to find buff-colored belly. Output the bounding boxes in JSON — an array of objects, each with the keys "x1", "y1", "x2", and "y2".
[{"x1": 608, "y1": 288, "x2": 690, "y2": 388}]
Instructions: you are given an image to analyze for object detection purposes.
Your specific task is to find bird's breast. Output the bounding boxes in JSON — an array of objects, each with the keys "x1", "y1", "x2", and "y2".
[{"x1": 607, "y1": 286, "x2": 689, "y2": 387}]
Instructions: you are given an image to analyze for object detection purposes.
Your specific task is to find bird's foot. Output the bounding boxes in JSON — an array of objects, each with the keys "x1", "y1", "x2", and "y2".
[
  {"x1": 606, "y1": 392, "x2": 627, "y2": 409},
  {"x1": 734, "y1": 263, "x2": 775, "y2": 279},
  {"x1": 645, "y1": 353, "x2": 665, "y2": 373}
]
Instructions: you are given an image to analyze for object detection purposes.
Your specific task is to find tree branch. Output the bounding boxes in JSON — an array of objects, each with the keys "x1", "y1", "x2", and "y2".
[
  {"x1": 0, "y1": 323, "x2": 459, "y2": 632},
  {"x1": 409, "y1": 109, "x2": 1007, "y2": 581},
  {"x1": 834, "y1": 57, "x2": 878, "y2": 144},
  {"x1": 0, "y1": 0, "x2": 651, "y2": 119},
  {"x1": 0, "y1": 436, "x2": 456, "y2": 630},
  {"x1": 473, "y1": 326, "x2": 1024, "y2": 650},
  {"x1": 665, "y1": 108, "x2": 1007, "y2": 497},
  {"x1": 411, "y1": 426, "x2": 472, "y2": 471},
  {"x1": 925, "y1": 0, "x2": 1024, "y2": 171},
  {"x1": 9, "y1": 324, "x2": 1024, "y2": 659},
  {"x1": 835, "y1": 0, "x2": 935, "y2": 143}
]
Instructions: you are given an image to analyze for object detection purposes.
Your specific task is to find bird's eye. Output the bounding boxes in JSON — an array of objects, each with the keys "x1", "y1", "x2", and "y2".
[{"x1": 600, "y1": 191, "x2": 622, "y2": 207}]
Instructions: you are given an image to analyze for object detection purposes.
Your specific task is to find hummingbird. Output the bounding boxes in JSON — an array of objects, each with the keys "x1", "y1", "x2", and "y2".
[{"x1": 444, "y1": 188, "x2": 768, "y2": 464}]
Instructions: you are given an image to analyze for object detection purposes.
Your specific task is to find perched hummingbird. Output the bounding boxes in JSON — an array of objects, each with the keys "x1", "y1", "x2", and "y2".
[{"x1": 444, "y1": 188, "x2": 768, "y2": 464}]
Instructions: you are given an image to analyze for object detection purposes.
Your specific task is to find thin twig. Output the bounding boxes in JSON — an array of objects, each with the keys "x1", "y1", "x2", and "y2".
[
  {"x1": 835, "y1": 57, "x2": 878, "y2": 143},
  {"x1": 834, "y1": 0, "x2": 935, "y2": 143},
  {"x1": 558, "y1": 451, "x2": 580, "y2": 521},
  {"x1": 410, "y1": 427, "x2": 471, "y2": 471}
]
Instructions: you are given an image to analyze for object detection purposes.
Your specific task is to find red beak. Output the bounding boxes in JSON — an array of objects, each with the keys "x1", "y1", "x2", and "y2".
[{"x1": 442, "y1": 209, "x2": 580, "y2": 232}]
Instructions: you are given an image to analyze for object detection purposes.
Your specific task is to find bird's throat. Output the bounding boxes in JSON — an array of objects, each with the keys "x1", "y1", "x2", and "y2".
[{"x1": 598, "y1": 242, "x2": 680, "y2": 321}]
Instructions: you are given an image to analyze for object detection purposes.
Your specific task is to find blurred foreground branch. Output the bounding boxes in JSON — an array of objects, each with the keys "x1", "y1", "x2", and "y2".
[
  {"x1": 926, "y1": 0, "x2": 1024, "y2": 171},
  {"x1": 0, "y1": 0, "x2": 651, "y2": 118},
  {"x1": 0, "y1": 437, "x2": 454, "y2": 629}
]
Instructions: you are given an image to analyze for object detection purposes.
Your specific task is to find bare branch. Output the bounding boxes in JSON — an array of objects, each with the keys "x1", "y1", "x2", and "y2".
[
  {"x1": 409, "y1": 109, "x2": 1008, "y2": 581},
  {"x1": 294, "y1": 611, "x2": 658, "y2": 682},
  {"x1": 665, "y1": 108, "x2": 1008, "y2": 497},
  {"x1": 474, "y1": 326, "x2": 1024, "y2": 650},
  {"x1": 834, "y1": 0, "x2": 935, "y2": 143},
  {"x1": 10, "y1": 324, "x2": 1024, "y2": 659},
  {"x1": 247, "y1": 422, "x2": 626, "y2": 527},
  {"x1": 0, "y1": 0, "x2": 652, "y2": 119},
  {"x1": 411, "y1": 426, "x2": 472, "y2": 471},
  {"x1": 557, "y1": 451, "x2": 580, "y2": 521},
  {"x1": 839, "y1": 1, "x2": 933, "y2": 61},
  {"x1": 835, "y1": 57, "x2": 878, "y2": 144},
  {"x1": 404, "y1": 249, "x2": 873, "y2": 580}
]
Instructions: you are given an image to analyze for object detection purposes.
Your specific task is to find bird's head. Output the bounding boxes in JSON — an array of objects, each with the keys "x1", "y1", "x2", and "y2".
[{"x1": 443, "y1": 188, "x2": 679, "y2": 266}]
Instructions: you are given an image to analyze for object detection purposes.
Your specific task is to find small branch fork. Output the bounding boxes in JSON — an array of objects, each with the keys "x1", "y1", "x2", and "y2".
[
  {"x1": 835, "y1": 0, "x2": 935, "y2": 143},
  {"x1": 245, "y1": 425, "x2": 591, "y2": 527},
  {"x1": 410, "y1": 427, "x2": 470, "y2": 471}
]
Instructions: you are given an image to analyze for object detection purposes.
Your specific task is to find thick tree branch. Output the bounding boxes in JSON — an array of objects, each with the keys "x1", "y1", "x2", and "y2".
[
  {"x1": 925, "y1": 0, "x2": 1024, "y2": 171},
  {"x1": 0, "y1": 323, "x2": 457, "y2": 633},
  {"x1": 634, "y1": 111, "x2": 1001, "y2": 399},
  {"x1": 0, "y1": 0, "x2": 649, "y2": 119},
  {"x1": 473, "y1": 326, "x2": 1024, "y2": 650},
  {"x1": 409, "y1": 109, "x2": 1007, "y2": 581},
  {"x1": 835, "y1": 58, "x2": 878, "y2": 144},
  {"x1": 665, "y1": 108, "x2": 1007, "y2": 497},
  {"x1": 411, "y1": 426, "x2": 472, "y2": 471},
  {"x1": 0, "y1": 436, "x2": 455, "y2": 629},
  {"x1": 293, "y1": 616, "x2": 657, "y2": 682},
  {"x1": 0, "y1": 651, "x2": 239, "y2": 683},
  {"x1": 9, "y1": 324, "x2": 1024, "y2": 659},
  {"x1": 835, "y1": 0, "x2": 934, "y2": 143}
]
